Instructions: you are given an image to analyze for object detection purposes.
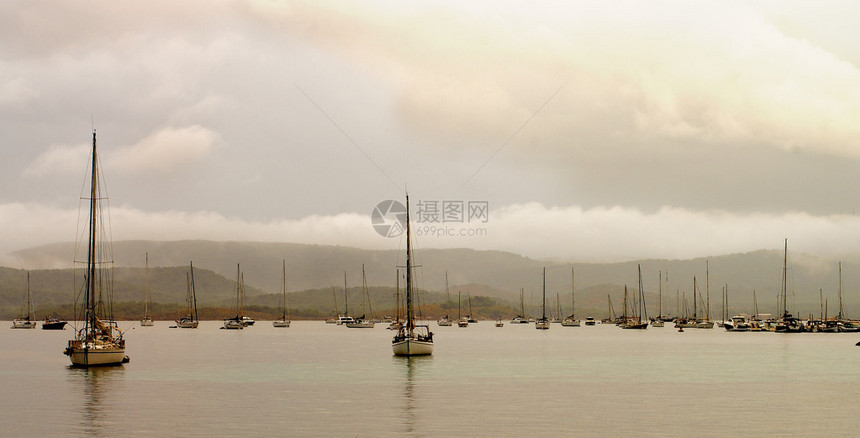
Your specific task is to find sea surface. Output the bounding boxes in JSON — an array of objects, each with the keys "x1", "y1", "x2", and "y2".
[{"x1": 2, "y1": 320, "x2": 859, "y2": 437}]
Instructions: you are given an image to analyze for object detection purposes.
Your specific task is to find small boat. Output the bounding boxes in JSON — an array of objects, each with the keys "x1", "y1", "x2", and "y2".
[
  {"x1": 457, "y1": 291, "x2": 469, "y2": 327},
  {"x1": 775, "y1": 240, "x2": 803, "y2": 333},
  {"x1": 651, "y1": 269, "x2": 665, "y2": 327},
  {"x1": 140, "y1": 253, "x2": 154, "y2": 327},
  {"x1": 42, "y1": 315, "x2": 68, "y2": 330},
  {"x1": 510, "y1": 288, "x2": 530, "y2": 324},
  {"x1": 336, "y1": 315, "x2": 355, "y2": 325},
  {"x1": 273, "y1": 259, "x2": 291, "y2": 328},
  {"x1": 437, "y1": 272, "x2": 453, "y2": 326},
  {"x1": 584, "y1": 316, "x2": 596, "y2": 326},
  {"x1": 12, "y1": 273, "x2": 37, "y2": 329},
  {"x1": 561, "y1": 268, "x2": 580, "y2": 327},
  {"x1": 392, "y1": 193, "x2": 433, "y2": 356},
  {"x1": 176, "y1": 262, "x2": 199, "y2": 328},
  {"x1": 346, "y1": 265, "x2": 375, "y2": 328},
  {"x1": 63, "y1": 130, "x2": 127, "y2": 366},
  {"x1": 466, "y1": 293, "x2": 478, "y2": 323},
  {"x1": 724, "y1": 316, "x2": 751, "y2": 332},
  {"x1": 620, "y1": 265, "x2": 648, "y2": 330},
  {"x1": 223, "y1": 265, "x2": 246, "y2": 330},
  {"x1": 495, "y1": 317, "x2": 504, "y2": 327},
  {"x1": 535, "y1": 268, "x2": 550, "y2": 330}
]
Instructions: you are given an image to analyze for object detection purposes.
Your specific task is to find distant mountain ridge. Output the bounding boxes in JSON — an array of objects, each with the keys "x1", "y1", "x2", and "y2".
[{"x1": 7, "y1": 240, "x2": 860, "y2": 318}]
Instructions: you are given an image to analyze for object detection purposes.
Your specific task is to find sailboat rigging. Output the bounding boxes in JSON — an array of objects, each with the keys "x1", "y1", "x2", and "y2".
[
  {"x1": 273, "y1": 259, "x2": 291, "y2": 327},
  {"x1": 392, "y1": 193, "x2": 434, "y2": 356},
  {"x1": 140, "y1": 253, "x2": 153, "y2": 326},
  {"x1": 63, "y1": 130, "x2": 128, "y2": 366},
  {"x1": 177, "y1": 261, "x2": 200, "y2": 328},
  {"x1": 562, "y1": 267, "x2": 580, "y2": 327},
  {"x1": 437, "y1": 271, "x2": 452, "y2": 326},
  {"x1": 535, "y1": 268, "x2": 550, "y2": 330},
  {"x1": 12, "y1": 272, "x2": 37, "y2": 329}
]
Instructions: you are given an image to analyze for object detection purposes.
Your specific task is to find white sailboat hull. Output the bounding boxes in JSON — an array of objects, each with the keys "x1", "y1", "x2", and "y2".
[
  {"x1": 223, "y1": 320, "x2": 244, "y2": 329},
  {"x1": 392, "y1": 337, "x2": 434, "y2": 356},
  {"x1": 140, "y1": 318, "x2": 154, "y2": 327},
  {"x1": 11, "y1": 319, "x2": 37, "y2": 329},
  {"x1": 273, "y1": 320, "x2": 291, "y2": 327},
  {"x1": 535, "y1": 320, "x2": 550, "y2": 330},
  {"x1": 561, "y1": 319, "x2": 580, "y2": 327},
  {"x1": 65, "y1": 340, "x2": 126, "y2": 366},
  {"x1": 345, "y1": 321, "x2": 375, "y2": 328},
  {"x1": 177, "y1": 320, "x2": 198, "y2": 328}
]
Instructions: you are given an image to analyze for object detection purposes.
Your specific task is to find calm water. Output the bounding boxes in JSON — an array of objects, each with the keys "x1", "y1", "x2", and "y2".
[{"x1": 2, "y1": 321, "x2": 859, "y2": 437}]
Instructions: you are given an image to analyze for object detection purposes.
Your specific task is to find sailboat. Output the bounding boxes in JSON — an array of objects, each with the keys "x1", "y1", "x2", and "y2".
[
  {"x1": 223, "y1": 264, "x2": 246, "y2": 329},
  {"x1": 177, "y1": 262, "x2": 200, "y2": 328},
  {"x1": 551, "y1": 293, "x2": 562, "y2": 324},
  {"x1": 140, "y1": 253, "x2": 154, "y2": 326},
  {"x1": 12, "y1": 272, "x2": 37, "y2": 329},
  {"x1": 511, "y1": 288, "x2": 530, "y2": 324},
  {"x1": 775, "y1": 239, "x2": 803, "y2": 332},
  {"x1": 650, "y1": 269, "x2": 665, "y2": 327},
  {"x1": 535, "y1": 268, "x2": 550, "y2": 330},
  {"x1": 457, "y1": 291, "x2": 469, "y2": 327},
  {"x1": 273, "y1": 259, "x2": 292, "y2": 327},
  {"x1": 347, "y1": 265, "x2": 375, "y2": 328},
  {"x1": 388, "y1": 269, "x2": 403, "y2": 330},
  {"x1": 325, "y1": 287, "x2": 339, "y2": 324},
  {"x1": 392, "y1": 193, "x2": 434, "y2": 356},
  {"x1": 336, "y1": 272, "x2": 355, "y2": 325},
  {"x1": 621, "y1": 265, "x2": 648, "y2": 329},
  {"x1": 562, "y1": 267, "x2": 580, "y2": 327},
  {"x1": 466, "y1": 292, "x2": 478, "y2": 323},
  {"x1": 63, "y1": 130, "x2": 127, "y2": 366},
  {"x1": 437, "y1": 271, "x2": 453, "y2": 326}
]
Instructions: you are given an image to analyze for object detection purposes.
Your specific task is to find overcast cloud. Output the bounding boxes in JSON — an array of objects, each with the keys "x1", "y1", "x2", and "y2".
[{"x1": 2, "y1": 0, "x2": 860, "y2": 265}]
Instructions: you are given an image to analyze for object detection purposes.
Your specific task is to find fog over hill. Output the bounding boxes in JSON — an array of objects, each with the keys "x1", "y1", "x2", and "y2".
[{"x1": 7, "y1": 240, "x2": 860, "y2": 318}]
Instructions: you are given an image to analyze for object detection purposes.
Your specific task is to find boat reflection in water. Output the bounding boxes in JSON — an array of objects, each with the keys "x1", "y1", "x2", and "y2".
[
  {"x1": 67, "y1": 365, "x2": 125, "y2": 436},
  {"x1": 396, "y1": 355, "x2": 432, "y2": 435}
]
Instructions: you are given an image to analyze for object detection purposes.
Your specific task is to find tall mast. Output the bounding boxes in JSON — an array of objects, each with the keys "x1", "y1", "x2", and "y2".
[
  {"x1": 86, "y1": 130, "x2": 98, "y2": 333},
  {"x1": 405, "y1": 193, "x2": 414, "y2": 332},
  {"x1": 782, "y1": 238, "x2": 788, "y2": 318},
  {"x1": 706, "y1": 261, "x2": 710, "y2": 321},
  {"x1": 144, "y1": 253, "x2": 149, "y2": 318},
  {"x1": 693, "y1": 276, "x2": 698, "y2": 320},
  {"x1": 190, "y1": 261, "x2": 198, "y2": 321},
  {"x1": 282, "y1": 259, "x2": 288, "y2": 320},
  {"x1": 838, "y1": 261, "x2": 844, "y2": 320},
  {"x1": 571, "y1": 267, "x2": 575, "y2": 319},
  {"x1": 395, "y1": 269, "x2": 401, "y2": 323},
  {"x1": 658, "y1": 269, "x2": 662, "y2": 318},
  {"x1": 541, "y1": 267, "x2": 547, "y2": 320},
  {"x1": 445, "y1": 271, "x2": 450, "y2": 316},
  {"x1": 343, "y1": 271, "x2": 348, "y2": 317},
  {"x1": 638, "y1": 264, "x2": 647, "y2": 321}
]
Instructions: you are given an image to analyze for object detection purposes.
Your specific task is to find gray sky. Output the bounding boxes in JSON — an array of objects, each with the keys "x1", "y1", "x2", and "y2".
[{"x1": 3, "y1": 0, "x2": 860, "y2": 265}]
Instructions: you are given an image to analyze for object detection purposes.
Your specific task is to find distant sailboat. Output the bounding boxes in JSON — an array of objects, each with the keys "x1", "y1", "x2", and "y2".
[
  {"x1": 535, "y1": 268, "x2": 550, "y2": 330},
  {"x1": 223, "y1": 264, "x2": 246, "y2": 329},
  {"x1": 177, "y1": 262, "x2": 199, "y2": 328},
  {"x1": 273, "y1": 259, "x2": 291, "y2": 328},
  {"x1": 775, "y1": 239, "x2": 803, "y2": 333},
  {"x1": 12, "y1": 272, "x2": 37, "y2": 329},
  {"x1": 457, "y1": 291, "x2": 469, "y2": 327},
  {"x1": 511, "y1": 288, "x2": 529, "y2": 324},
  {"x1": 437, "y1": 271, "x2": 453, "y2": 327},
  {"x1": 392, "y1": 193, "x2": 434, "y2": 356},
  {"x1": 620, "y1": 265, "x2": 648, "y2": 329},
  {"x1": 63, "y1": 130, "x2": 127, "y2": 366},
  {"x1": 140, "y1": 253, "x2": 154, "y2": 327},
  {"x1": 562, "y1": 267, "x2": 580, "y2": 327},
  {"x1": 346, "y1": 264, "x2": 375, "y2": 328}
]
